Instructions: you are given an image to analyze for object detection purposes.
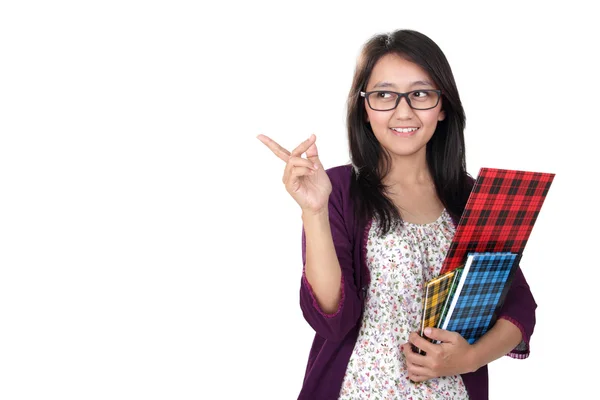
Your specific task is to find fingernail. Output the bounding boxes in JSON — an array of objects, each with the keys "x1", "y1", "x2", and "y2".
[
  {"x1": 424, "y1": 328, "x2": 432, "y2": 335},
  {"x1": 313, "y1": 164, "x2": 319, "y2": 170},
  {"x1": 400, "y1": 345, "x2": 404, "y2": 351}
]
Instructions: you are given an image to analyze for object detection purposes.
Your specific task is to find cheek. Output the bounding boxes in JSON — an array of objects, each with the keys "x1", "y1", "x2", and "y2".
[
  {"x1": 367, "y1": 109, "x2": 390, "y2": 127},
  {"x1": 419, "y1": 110, "x2": 443, "y2": 127}
]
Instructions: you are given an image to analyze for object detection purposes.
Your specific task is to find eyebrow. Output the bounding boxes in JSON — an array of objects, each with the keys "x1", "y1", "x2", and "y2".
[{"x1": 372, "y1": 80, "x2": 435, "y2": 89}]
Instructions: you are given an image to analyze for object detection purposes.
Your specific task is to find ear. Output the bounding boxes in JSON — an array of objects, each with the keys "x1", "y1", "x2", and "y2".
[{"x1": 438, "y1": 110, "x2": 446, "y2": 121}]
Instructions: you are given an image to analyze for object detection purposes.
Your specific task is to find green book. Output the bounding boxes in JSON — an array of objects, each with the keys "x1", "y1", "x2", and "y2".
[{"x1": 435, "y1": 268, "x2": 463, "y2": 333}]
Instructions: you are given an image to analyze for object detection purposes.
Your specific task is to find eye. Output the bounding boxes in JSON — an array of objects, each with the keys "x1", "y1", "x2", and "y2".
[
  {"x1": 412, "y1": 90, "x2": 430, "y2": 98},
  {"x1": 376, "y1": 91, "x2": 394, "y2": 99},
  {"x1": 372, "y1": 91, "x2": 398, "y2": 103}
]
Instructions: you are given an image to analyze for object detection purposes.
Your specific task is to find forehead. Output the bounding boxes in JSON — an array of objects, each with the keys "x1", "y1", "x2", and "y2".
[{"x1": 366, "y1": 53, "x2": 435, "y2": 90}]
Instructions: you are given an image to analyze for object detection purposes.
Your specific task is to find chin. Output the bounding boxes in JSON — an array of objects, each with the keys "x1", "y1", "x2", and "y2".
[{"x1": 380, "y1": 141, "x2": 426, "y2": 156}]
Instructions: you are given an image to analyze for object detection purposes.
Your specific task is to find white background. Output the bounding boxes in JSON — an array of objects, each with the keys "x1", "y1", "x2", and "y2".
[{"x1": 1, "y1": 1, "x2": 597, "y2": 399}]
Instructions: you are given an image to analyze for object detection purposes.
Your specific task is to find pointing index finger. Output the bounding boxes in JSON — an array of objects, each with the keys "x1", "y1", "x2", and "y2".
[{"x1": 257, "y1": 134, "x2": 291, "y2": 162}]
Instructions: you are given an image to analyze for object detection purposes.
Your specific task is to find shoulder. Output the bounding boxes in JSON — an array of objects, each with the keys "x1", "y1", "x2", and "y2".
[
  {"x1": 325, "y1": 163, "x2": 354, "y2": 185},
  {"x1": 325, "y1": 164, "x2": 355, "y2": 202},
  {"x1": 466, "y1": 173, "x2": 475, "y2": 188}
]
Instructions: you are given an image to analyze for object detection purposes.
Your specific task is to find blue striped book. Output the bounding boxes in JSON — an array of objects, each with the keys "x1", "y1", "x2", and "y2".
[{"x1": 437, "y1": 252, "x2": 521, "y2": 344}]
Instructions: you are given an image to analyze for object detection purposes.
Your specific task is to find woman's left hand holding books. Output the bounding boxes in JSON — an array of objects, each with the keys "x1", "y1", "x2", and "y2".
[{"x1": 401, "y1": 327, "x2": 477, "y2": 382}]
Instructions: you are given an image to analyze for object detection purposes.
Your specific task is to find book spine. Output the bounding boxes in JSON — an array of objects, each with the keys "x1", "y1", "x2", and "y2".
[
  {"x1": 436, "y1": 269, "x2": 462, "y2": 330},
  {"x1": 440, "y1": 255, "x2": 474, "y2": 331}
]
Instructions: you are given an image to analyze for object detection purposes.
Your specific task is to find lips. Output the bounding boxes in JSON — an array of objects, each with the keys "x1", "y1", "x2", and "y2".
[{"x1": 389, "y1": 127, "x2": 419, "y2": 137}]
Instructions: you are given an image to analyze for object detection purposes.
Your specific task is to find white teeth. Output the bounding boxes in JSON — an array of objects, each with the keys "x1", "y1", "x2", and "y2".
[{"x1": 391, "y1": 127, "x2": 418, "y2": 133}]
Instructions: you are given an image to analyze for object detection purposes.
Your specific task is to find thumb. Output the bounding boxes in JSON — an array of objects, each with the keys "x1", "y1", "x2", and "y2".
[
  {"x1": 305, "y1": 140, "x2": 322, "y2": 167},
  {"x1": 423, "y1": 327, "x2": 456, "y2": 344}
]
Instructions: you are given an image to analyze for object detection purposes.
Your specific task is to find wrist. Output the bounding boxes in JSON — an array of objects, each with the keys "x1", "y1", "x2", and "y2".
[
  {"x1": 301, "y1": 208, "x2": 329, "y2": 221},
  {"x1": 466, "y1": 344, "x2": 483, "y2": 373}
]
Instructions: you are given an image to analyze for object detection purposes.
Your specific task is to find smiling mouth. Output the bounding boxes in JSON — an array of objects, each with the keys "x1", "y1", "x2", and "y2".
[{"x1": 390, "y1": 127, "x2": 419, "y2": 136}]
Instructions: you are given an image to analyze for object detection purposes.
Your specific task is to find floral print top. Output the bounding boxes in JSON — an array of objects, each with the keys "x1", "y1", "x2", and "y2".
[{"x1": 339, "y1": 209, "x2": 470, "y2": 400}]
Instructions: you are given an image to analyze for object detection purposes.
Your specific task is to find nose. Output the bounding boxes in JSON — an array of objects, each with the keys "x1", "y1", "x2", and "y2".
[{"x1": 393, "y1": 95, "x2": 414, "y2": 119}]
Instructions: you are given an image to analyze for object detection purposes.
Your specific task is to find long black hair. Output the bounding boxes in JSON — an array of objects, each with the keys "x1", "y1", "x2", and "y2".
[{"x1": 347, "y1": 29, "x2": 473, "y2": 236}]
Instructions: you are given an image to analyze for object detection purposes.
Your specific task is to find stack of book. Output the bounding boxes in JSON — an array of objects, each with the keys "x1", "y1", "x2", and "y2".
[{"x1": 417, "y1": 167, "x2": 555, "y2": 349}]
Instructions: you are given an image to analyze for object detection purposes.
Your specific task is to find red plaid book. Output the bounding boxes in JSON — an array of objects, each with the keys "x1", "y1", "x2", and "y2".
[{"x1": 440, "y1": 168, "x2": 555, "y2": 274}]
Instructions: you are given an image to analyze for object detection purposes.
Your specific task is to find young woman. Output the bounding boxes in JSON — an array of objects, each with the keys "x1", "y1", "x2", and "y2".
[{"x1": 257, "y1": 29, "x2": 536, "y2": 400}]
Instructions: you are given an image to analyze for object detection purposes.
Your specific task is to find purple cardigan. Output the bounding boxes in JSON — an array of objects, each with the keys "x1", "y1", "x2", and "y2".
[{"x1": 298, "y1": 164, "x2": 536, "y2": 400}]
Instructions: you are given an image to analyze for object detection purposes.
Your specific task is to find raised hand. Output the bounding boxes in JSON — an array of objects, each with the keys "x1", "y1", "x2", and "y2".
[{"x1": 257, "y1": 133, "x2": 332, "y2": 215}]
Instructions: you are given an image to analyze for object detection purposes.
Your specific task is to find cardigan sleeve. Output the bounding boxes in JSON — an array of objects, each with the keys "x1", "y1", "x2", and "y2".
[
  {"x1": 497, "y1": 267, "x2": 537, "y2": 359},
  {"x1": 299, "y1": 168, "x2": 363, "y2": 342}
]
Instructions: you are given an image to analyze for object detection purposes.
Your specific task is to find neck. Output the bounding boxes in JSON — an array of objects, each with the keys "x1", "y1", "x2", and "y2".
[{"x1": 381, "y1": 148, "x2": 432, "y2": 187}]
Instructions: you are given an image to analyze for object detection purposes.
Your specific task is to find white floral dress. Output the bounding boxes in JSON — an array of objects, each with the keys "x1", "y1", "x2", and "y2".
[{"x1": 339, "y1": 209, "x2": 470, "y2": 400}]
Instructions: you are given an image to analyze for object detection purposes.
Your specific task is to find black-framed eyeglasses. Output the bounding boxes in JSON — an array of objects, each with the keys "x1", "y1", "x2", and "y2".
[{"x1": 360, "y1": 89, "x2": 442, "y2": 111}]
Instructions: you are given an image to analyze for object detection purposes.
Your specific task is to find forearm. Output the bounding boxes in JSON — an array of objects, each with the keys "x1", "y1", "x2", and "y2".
[
  {"x1": 469, "y1": 318, "x2": 523, "y2": 371},
  {"x1": 302, "y1": 209, "x2": 343, "y2": 314}
]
